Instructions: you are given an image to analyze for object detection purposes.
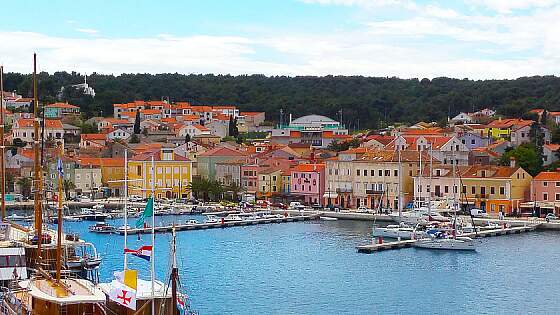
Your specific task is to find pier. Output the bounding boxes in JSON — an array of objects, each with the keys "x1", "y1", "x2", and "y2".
[
  {"x1": 356, "y1": 225, "x2": 538, "y2": 254},
  {"x1": 116, "y1": 214, "x2": 320, "y2": 235}
]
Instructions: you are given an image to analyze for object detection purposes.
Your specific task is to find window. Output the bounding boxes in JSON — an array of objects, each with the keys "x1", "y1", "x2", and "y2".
[
  {"x1": 273, "y1": 186, "x2": 277, "y2": 192},
  {"x1": 157, "y1": 167, "x2": 162, "y2": 174},
  {"x1": 294, "y1": 173, "x2": 298, "y2": 178},
  {"x1": 371, "y1": 170, "x2": 375, "y2": 177},
  {"x1": 543, "y1": 193, "x2": 548, "y2": 201},
  {"x1": 556, "y1": 182, "x2": 560, "y2": 187},
  {"x1": 418, "y1": 185, "x2": 422, "y2": 192},
  {"x1": 471, "y1": 186, "x2": 475, "y2": 194},
  {"x1": 481, "y1": 187, "x2": 486, "y2": 195},
  {"x1": 272, "y1": 176, "x2": 277, "y2": 181},
  {"x1": 491, "y1": 204, "x2": 495, "y2": 211},
  {"x1": 543, "y1": 181, "x2": 548, "y2": 187},
  {"x1": 334, "y1": 169, "x2": 338, "y2": 175},
  {"x1": 500, "y1": 187, "x2": 505, "y2": 195},
  {"x1": 363, "y1": 170, "x2": 368, "y2": 176},
  {"x1": 294, "y1": 184, "x2": 297, "y2": 190},
  {"x1": 471, "y1": 139, "x2": 476, "y2": 145},
  {"x1": 453, "y1": 185, "x2": 457, "y2": 193},
  {"x1": 490, "y1": 187, "x2": 495, "y2": 194},
  {"x1": 379, "y1": 170, "x2": 382, "y2": 176},
  {"x1": 262, "y1": 186, "x2": 265, "y2": 191},
  {"x1": 436, "y1": 170, "x2": 441, "y2": 176},
  {"x1": 385, "y1": 170, "x2": 390, "y2": 176},
  {"x1": 329, "y1": 169, "x2": 332, "y2": 175},
  {"x1": 357, "y1": 169, "x2": 360, "y2": 176},
  {"x1": 462, "y1": 186, "x2": 467, "y2": 193},
  {"x1": 444, "y1": 186, "x2": 449, "y2": 193},
  {"x1": 556, "y1": 194, "x2": 560, "y2": 201},
  {"x1": 394, "y1": 170, "x2": 398, "y2": 177}
]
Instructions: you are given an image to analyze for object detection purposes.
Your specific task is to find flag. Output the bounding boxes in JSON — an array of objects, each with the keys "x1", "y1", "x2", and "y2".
[
  {"x1": 57, "y1": 158, "x2": 64, "y2": 177},
  {"x1": 114, "y1": 269, "x2": 138, "y2": 290},
  {"x1": 177, "y1": 296, "x2": 185, "y2": 312},
  {"x1": 124, "y1": 245, "x2": 153, "y2": 262},
  {"x1": 108, "y1": 280, "x2": 136, "y2": 310},
  {"x1": 135, "y1": 197, "x2": 154, "y2": 229}
]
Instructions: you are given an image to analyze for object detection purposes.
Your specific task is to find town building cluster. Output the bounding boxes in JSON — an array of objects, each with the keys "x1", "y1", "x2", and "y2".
[{"x1": 2, "y1": 92, "x2": 560, "y2": 217}]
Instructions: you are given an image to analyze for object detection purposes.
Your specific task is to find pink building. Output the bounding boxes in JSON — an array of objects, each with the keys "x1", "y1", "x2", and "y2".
[
  {"x1": 290, "y1": 163, "x2": 325, "y2": 206},
  {"x1": 531, "y1": 171, "x2": 560, "y2": 216},
  {"x1": 241, "y1": 164, "x2": 259, "y2": 196}
]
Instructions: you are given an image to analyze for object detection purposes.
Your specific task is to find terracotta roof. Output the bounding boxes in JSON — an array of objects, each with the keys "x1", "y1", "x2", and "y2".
[
  {"x1": 191, "y1": 106, "x2": 213, "y2": 113},
  {"x1": 365, "y1": 135, "x2": 394, "y2": 145},
  {"x1": 339, "y1": 147, "x2": 370, "y2": 154},
  {"x1": 16, "y1": 118, "x2": 63, "y2": 129},
  {"x1": 534, "y1": 171, "x2": 560, "y2": 181},
  {"x1": 181, "y1": 114, "x2": 199, "y2": 121},
  {"x1": 81, "y1": 134, "x2": 107, "y2": 141},
  {"x1": 131, "y1": 151, "x2": 190, "y2": 162},
  {"x1": 212, "y1": 106, "x2": 236, "y2": 110},
  {"x1": 194, "y1": 124, "x2": 210, "y2": 131},
  {"x1": 140, "y1": 109, "x2": 161, "y2": 115},
  {"x1": 240, "y1": 112, "x2": 264, "y2": 116},
  {"x1": 292, "y1": 163, "x2": 325, "y2": 172},
  {"x1": 360, "y1": 150, "x2": 434, "y2": 163},
  {"x1": 487, "y1": 118, "x2": 533, "y2": 129},
  {"x1": 545, "y1": 143, "x2": 560, "y2": 151},
  {"x1": 45, "y1": 102, "x2": 79, "y2": 109},
  {"x1": 101, "y1": 118, "x2": 130, "y2": 124},
  {"x1": 459, "y1": 165, "x2": 522, "y2": 178},
  {"x1": 75, "y1": 157, "x2": 124, "y2": 167},
  {"x1": 161, "y1": 117, "x2": 177, "y2": 123}
]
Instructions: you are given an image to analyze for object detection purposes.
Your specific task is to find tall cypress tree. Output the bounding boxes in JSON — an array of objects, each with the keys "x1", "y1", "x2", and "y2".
[{"x1": 133, "y1": 109, "x2": 141, "y2": 134}]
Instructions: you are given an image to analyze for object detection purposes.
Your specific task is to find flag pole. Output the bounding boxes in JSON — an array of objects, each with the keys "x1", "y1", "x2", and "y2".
[
  {"x1": 124, "y1": 149, "x2": 128, "y2": 269},
  {"x1": 151, "y1": 155, "x2": 155, "y2": 315}
]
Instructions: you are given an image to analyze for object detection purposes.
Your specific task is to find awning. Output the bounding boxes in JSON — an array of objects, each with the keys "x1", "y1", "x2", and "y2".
[{"x1": 323, "y1": 192, "x2": 338, "y2": 198}]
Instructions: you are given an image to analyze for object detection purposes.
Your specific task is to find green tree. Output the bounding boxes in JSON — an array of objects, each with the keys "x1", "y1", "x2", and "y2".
[
  {"x1": 80, "y1": 122, "x2": 98, "y2": 134},
  {"x1": 62, "y1": 179, "x2": 76, "y2": 199},
  {"x1": 16, "y1": 177, "x2": 32, "y2": 198},
  {"x1": 499, "y1": 144, "x2": 542, "y2": 176},
  {"x1": 133, "y1": 109, "x2": 141, "y2": 134},
  {"x1": 225, "y1": 182, "x2": 244, "y2": 201},
  {"x1": 208, "y1": 180, "x2": 224, "y2": 201},
  {"x1": 129, "y1": 134, "x2": 140, "y2": 143},
  {"x1": 327, "y1": 138, "x2": 361, "y2": 152},
  {"x1": 187, "y1": 177, "x2": 211, "y2": 201},
  {"x1": 185, "y1": 133, "x2": 191, "y2": 143}
]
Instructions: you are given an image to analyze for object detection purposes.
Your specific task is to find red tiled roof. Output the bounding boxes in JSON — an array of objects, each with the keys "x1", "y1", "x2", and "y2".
[
  {"x1": 16, "y1": 118, "x2": 63, "y2": 129},
  {"x1": 292, "y1": 163, "x2": 325, "y2": 172},
  {"x1": 240, "y1": 112, "x2": 264, "y2": 116},
  {"x1": 81, "y1": 134, "x2": 106, "y2": 141},
  {"x1": 198, "y1": 146, "x2": 247, "y2": 157},
  {"x1": 75, "y1": 157, "x2": 124, "y2": 167},
  {"x1": 534, "y1": 172, "x2": 560, "y2": 181},
  {"x1": 45, "y1": 102, "x2": 79, "y2": 109}
]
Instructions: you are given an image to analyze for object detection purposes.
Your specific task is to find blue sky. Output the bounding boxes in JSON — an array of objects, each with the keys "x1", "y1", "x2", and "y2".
[{"x1": 1, "y1": 0, "x2": 559, "y2": 79}]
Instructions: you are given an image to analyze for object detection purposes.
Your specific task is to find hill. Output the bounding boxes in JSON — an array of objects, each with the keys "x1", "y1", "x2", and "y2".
[{"x1": 4, "y1": 72, "x2": 560, "y2": 129}]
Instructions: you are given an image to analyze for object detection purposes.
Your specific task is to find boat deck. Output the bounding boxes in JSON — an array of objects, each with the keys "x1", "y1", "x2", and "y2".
[
  {"x1": 118, "y1": 214, "x2": 320, "y2": 235},
  {"x1": 357, "y1": 225, "x2": 539, "y2": 254}
]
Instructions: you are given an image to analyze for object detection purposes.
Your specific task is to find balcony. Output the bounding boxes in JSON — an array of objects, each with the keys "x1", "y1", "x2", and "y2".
[
  {"x1": 365, "y1": 189, "x2": 384, "y2": 195},
  {"x1": 336, "y1": 188, "x2": 353, "y2": 193}
]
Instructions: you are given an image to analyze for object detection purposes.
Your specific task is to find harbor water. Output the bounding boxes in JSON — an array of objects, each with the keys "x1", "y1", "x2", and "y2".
[{"x1": 58, "y1": 215, "x2": 560, "y2": 314}]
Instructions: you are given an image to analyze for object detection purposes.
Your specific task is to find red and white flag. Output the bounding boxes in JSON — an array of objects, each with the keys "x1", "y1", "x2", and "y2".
[
  {"x1": 108, "y1": 280, "x2": 137, "y2": 310},
  {"x1": 124, "y1": 245, "x2": 153, "y2": 262}
]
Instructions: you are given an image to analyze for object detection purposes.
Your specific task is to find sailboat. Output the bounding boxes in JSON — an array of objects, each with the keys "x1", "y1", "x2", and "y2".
[
  {"x1": 413, "y1": 146, "x2": 476, "y2": 251},
  {"x1": 0, "y1": 55, "x2": 107, "y2": 315}
]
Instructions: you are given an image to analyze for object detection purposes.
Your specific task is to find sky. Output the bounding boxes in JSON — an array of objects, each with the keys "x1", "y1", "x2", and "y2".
[{"x1": 1, "y1": 0, "x2": 559, "y2": 79}]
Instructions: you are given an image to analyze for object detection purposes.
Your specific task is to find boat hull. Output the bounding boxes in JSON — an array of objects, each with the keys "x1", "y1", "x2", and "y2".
[{"x1": 414, "y1": 238, "x2": 476, "y2": 251}]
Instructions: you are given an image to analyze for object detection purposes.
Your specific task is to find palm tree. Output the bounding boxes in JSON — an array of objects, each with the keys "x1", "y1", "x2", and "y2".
[
  {"x1": 209, "y1": 181, "x2": 224, "y2": 201},
  {"x1": 188, "y1": 177, "x2": 211, "y2": 201},
  {"x1": 16, "y1": 177, "x2": 32, "y2": 198},
  {"x1": 225, "y1": 182, "x2": 244, "y2": 202},
  {"x1": 62, "y1": 179, "x2": 76, "y2": 199}
]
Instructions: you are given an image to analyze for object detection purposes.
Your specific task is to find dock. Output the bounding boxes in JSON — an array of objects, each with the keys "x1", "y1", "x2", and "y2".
[
  {"x1": 356, "y1": 225, "x2": 538, "y2": 254},
  {"x1": 116, "y1": 214, "x2": 319, "y2": 235}
]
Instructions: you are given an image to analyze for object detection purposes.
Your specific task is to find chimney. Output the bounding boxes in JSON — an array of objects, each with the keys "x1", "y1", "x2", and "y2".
[{"x1": 510, "y1": 157, "x2": 516, "y2": 168}]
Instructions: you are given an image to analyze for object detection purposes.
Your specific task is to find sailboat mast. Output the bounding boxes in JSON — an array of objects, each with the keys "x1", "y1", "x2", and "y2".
[
  {"x1": 124, "y1": 149, "x2": 128, "y2": 269},
  {"x1": 56, "y1": 144, "x2": 63, "y2": 283},
  {"x1": 397, "y1": 148, "x2": 402, "y2": 220},
  {"x1": 33, "y1": 53, "x2": 43, "y2": 259},
  {"x1": 428, "y1": 143, "x2": 433, "y2": 217},
  {"x1": 452, "y1": 146, "x2": 457, "y2": 239},
  {"x1": 151, "y1": 155, "x2": 155, "y2": 315},
  {"x1": 171, "y1": 225, "x2": 178, "y2": 315},
  {"x1": 0, "y1": 65, "x2": 5, "y2": 221}
]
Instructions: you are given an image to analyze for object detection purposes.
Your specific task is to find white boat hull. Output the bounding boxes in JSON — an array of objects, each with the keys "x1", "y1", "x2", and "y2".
[
  {"x1": 414, "y1": 238, "x2": 476, "y2": 251},
  {"x1": 373, "y1": 227, "x2": 423, "y2": 240}
]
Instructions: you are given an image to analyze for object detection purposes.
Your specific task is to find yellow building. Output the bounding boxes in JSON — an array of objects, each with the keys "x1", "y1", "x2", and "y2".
[
  {"x1": 419, "y1": 164, "x2": 532, "y2": 215},
  {"x1": 128, "y1": 148, "x2": 193, "y2": 199},
  {"x1": 257, "y1": 168, "x2": 283, "y2": 199},
  {"x1": 75, "y1": 157, "x2": 125, "y2": 196}
]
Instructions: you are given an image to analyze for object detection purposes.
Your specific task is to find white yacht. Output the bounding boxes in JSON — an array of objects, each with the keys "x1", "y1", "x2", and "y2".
[
  {"x1": 414, "y1": 236, "x2": 476, "y2": 251},
  {"x1": 372, "y1": 223, "x2": 425, "y2": 240}
]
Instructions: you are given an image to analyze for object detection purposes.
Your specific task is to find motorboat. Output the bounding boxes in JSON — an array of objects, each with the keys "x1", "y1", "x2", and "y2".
[
  {"x1": 223, "y1": 214, "x2": 243, "y2": 223},
  {"x1": 320, "y1": 216, "x2": 338, "y2": 221},
  {"x1": 372, "y1": 223, "x2": 425, "y2": 240},
  {"x1": 88, "y1": 222, "x2": 116, "y2": 233},
  {"x1": 63, "y1": 216, "x2": 82, "y2": 222},
  {"x1": 204, "y1": 215, "x2": 219, "y2": 224},
  {"x1": 186, "y1": 219, "x2": 199, "y2": 225},
  {"x1": 414, "y1": 236, "x2": 476, "y2": 251}
]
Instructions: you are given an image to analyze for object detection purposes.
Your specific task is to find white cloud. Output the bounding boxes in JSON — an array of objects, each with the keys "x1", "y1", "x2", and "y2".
[
  {"x1": 467, "y1": 0, "x2": 559, "y2": 13},
  {"x1": 76, "y1": 28, "x2": 99, "y2": 35}
]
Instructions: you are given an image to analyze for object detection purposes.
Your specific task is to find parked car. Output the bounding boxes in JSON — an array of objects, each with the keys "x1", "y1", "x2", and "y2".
[
  {"x1": 470, "y1": 208, "x2": 489, "y2": 218},
  {"x1": 289, "y1": 202, "x2": 305, "y2": 210},
  {"x1": 545, "y1": 213, "x2": 558, "y2": 222},
  {"x1": 128, "y1": 195, "x2": 143, "y2": 202},
  {"x1": 357, "y1": 206, "x2": 370, "y2": 213}
]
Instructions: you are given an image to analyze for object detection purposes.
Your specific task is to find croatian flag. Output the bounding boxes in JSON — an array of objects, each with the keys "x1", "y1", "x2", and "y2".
[
  {"x1": 177, "y1": 296, "x2": 185, "y2": 311},
  {"x1": 124, "y1": 245, "x2": 153, "y2": 262}
]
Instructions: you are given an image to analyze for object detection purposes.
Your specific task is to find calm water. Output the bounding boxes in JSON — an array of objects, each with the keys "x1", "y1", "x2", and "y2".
[{"x1": 56, "y1": 215, "x2": 560, "y2": 314}]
